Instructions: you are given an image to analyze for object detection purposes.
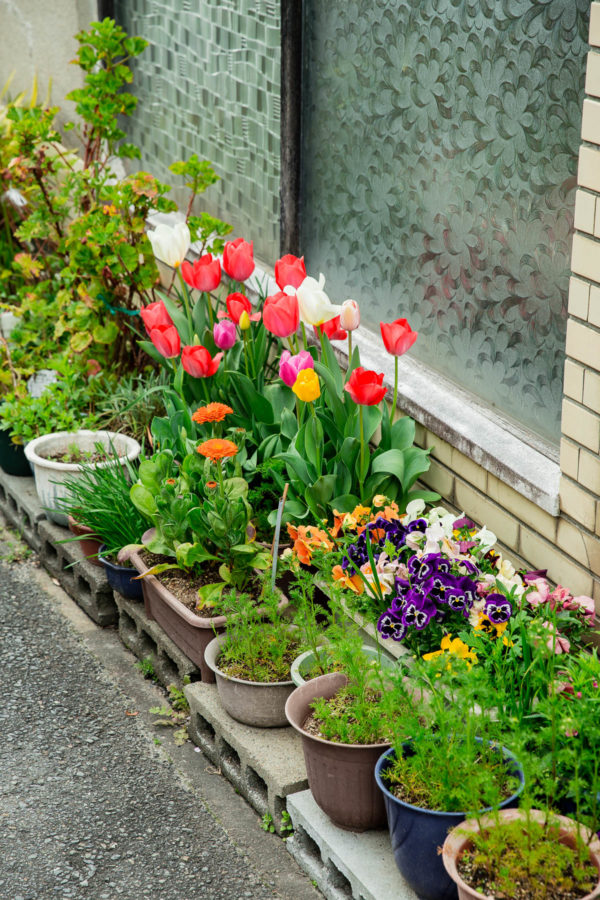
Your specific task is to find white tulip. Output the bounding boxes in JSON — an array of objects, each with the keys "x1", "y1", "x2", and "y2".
[
  {"x1": 148, "y1": 221, "x2": 190, "y2": 268},
  {"x1": 291, "y1": 273, "x2": 342, "y2": 326}
]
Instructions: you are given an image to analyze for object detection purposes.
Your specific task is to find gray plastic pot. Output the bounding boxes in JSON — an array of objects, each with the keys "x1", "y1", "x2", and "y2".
[
  {"x1": 204, "y1": 633, "x2": 296, "y2": 728},
  {"x1": 291, "y1": 644, "x2": 396, "y2": 687},
  {"x1": 285, "y1": 672, "x2": 390, "y2": 831}
]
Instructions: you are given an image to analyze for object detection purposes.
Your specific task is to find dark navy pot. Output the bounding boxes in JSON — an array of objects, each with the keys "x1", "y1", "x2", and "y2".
[
  {"x1": 0, "y1": 430, "x2": 31, "y2": 477},
  {"x1": 374, "y1": 743, "x2": 525, "y2": 900},
  {"x1": 99, "y1": 544, "x2": 143, "y2": 600}
]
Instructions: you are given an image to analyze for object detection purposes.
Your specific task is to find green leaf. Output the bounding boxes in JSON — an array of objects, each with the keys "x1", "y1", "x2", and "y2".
[
  {"x1": 175, "y1": 542, "x2": 217, "y2": 568},
  {"x1": 70, "y1": 331, "x2": 93, "y2": 353},
  {"x1": 371, "y1": 449, "x2": 406, "y2": 481},
  {"x1": 304, "y1": 474, "x2": 337, "y2": 515},
  {"x1": 330, "y1": 493, "x2": 361, "y2": 513},
  {"x1": 130, "y1": 484, "x2": 158, "y2": 517},
  {"x1": 197, "y1": 582, "x2": 226, "y2": 606},
  {"x1": 231, "y1": 372, "x2": 274, "y2": 425},
  {"x1": 280, "y1": 407, "x2": 298, "y2": 441},
  {"x1": 402, "y1": 446, "x2": 432, "y2": 491},
  {"x1": 391, "y1": 416, "x2": 416, "y2": 450},
  {"x1": 223, "y1": 477, "x2": 249, "y2": 500},
  {"x1": 304, "y1": 414, "x2": 323, "y2": 472},
  {"x1": 92, "y1": 320, "x2": 120, "y2": 344},
  {"x1": 362, "y1": 405, "x2": 382, "y2": 444}
]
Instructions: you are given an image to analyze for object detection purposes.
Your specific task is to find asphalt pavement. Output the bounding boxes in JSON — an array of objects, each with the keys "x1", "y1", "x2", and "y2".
[{"x1": 0, "y1": 519, "x2": 320, "y2": 900}]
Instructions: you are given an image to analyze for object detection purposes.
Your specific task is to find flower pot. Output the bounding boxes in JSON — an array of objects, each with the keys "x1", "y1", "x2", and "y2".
[
  {"x1": 0, "y1": 429, "x2": 31, "y2": 477},
  {"x1": 374, "y1": 745, "x2": 525, "y2": 900},
  {"x1": 285, "y1": 672, "x2": 389, "y2": 831},
  {"x1": 68, "y1": 516, "x2": 103, "y2": 567},
  {"x1": 24, "y1": 430, "x2": 141, "y2": 526},
  {"x1": 98, "y1": 544, "x2": 143, "y2": 600},
  {"x1": 290, "y1": 644, "x2": 396, "y2": 687},
  {"x1": 205, "y1": 632, "x2": 296, "y2": 728},
  {"x1": 129, "y1": 547, "x2": 226, "y2": 683},
  {"x1": 442, "y1": 808, "x2": 600, "y2": 900}
]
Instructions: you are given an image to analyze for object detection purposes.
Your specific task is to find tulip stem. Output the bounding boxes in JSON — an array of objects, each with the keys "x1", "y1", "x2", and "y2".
[
  {"x1": 295, "y1": 397, "x2": 302, "y2": 429},
  {"x1": 348, "y1": 331, "x2": 353, "y2": 362},
  {"x1": 359, "y1": 404, "x2": 365, "y2": 502},
  {"x1": 204, "y1": 291, "x2": 214, "y2": 329},
  {"x1": 390, "y1": 355, "x2": 398, "y2": 430},
  {"x1": 318, "y1": 327, "x2": 326, "y2": 359},
  {"x1": 242, "y1": 330, "x2": 250, "y2": 378},
  {"x1": 243, "y1": 330, "x2": 256, "y2": 379},
  {"x1": 178, "y1": 269, "x2": 194, "y2": 339},
  {"x1": 301, "y1": 322, "x2": 308, "y2": 351}
]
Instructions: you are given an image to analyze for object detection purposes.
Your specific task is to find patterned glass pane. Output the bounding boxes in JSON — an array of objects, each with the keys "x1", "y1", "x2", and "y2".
[
  {"x1": 301, "y1": 0, "x2": 588, "y2": 443},
  {"x1": 113, "y1": 0, "x2": 281, "y2": 261}
]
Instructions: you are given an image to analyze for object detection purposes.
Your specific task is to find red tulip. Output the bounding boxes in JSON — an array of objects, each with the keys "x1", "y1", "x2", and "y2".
[
  {"x1": 149, "y1": 325, "x2": 180, "y2": 359},
  {"x1": 181, "y1": 345, "x2": 223, "y2": 378},
  {"x1": 344, "y1": 367, "x2": 387, "y2": 406},
  {"x1": 181, "y1": 254, "x2": 221, "y2": 292},
  {"x1": 263, "y1": 291, "x2": 299, "y2": 338},
  {"x1": 315, "y1": 315, "x2": 347, "y2": 342},
  {"x1": 380, "y1": 318, "x2": 418, "y2": 356},
  {"x1": 223, "y1": 237, "x2": 255, "y2": 282},
  {"x1": 219, "y1": 292, "x2": 261, "y2": 325},
  {"x1": 275, "y1": 254, "x2": 307, "y2": 291},
  {"x1": 140, "y1": 300, "x2": 173, "y2": 334}
]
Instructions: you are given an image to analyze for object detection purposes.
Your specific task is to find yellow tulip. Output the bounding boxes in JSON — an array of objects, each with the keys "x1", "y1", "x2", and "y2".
[{"x1": 292, "y1": 368, "x2": 320, "y2": 402}]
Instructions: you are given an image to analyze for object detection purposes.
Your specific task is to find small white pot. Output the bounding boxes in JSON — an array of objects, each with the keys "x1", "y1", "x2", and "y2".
[{"x1": 25, "y1": 430, "x2": 141, "y2": 526}]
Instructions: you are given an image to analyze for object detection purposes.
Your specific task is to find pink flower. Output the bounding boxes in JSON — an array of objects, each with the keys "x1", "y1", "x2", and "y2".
[
  {"x1": 213, "y1": 320, "x2": 237, "y2": 350},
  {"x1": 223, "y1": 238, "x2": 254, "y2": 282},
  {"x1": 181, "y1": 345, "x2": 223, "y2": 377},
  {"x1": 181, "y1": 254, "x2": 221, "y2": 292},
  {"x1": 540, "y1": 621, "x2": 570, "y2": 654},
  {"x1": 550, "y1": 585, "x2": 572, "y2": 608},
  {"x1": 339, "y1": 299, "x2": 360, "y2": 331},
  {"x1": 140, "y1": 300, "x2": 173, "y2": 334},
  {"x1": 566, "y1": 595, "x2": 596, "y2": 624},
  {"x1": 526, "y1": 578, "x2": 551, "y2": 608},
  {"x1": 279, "y1": 350, "x2": 314, "y2": 388}
]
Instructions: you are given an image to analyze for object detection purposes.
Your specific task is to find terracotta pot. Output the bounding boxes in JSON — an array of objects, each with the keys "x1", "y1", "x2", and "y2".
[
  {"x1": 68, "y1": 516, "x2": 104, "y2": 567},
  {"x1": 285, "y1": 672, "x2": 389, "y2": 831},
  {"x1": 205, "y1": 633, "x2": 296, "y2": 728},
  {"x1": 442, "y1": 808, "x2": 600, "y2": 900},
  {"x1": 129, "y1": 547, "x2": 226, "y2": 683}
]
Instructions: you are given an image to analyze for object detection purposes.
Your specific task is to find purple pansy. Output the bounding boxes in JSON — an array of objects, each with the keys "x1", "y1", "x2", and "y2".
[{"x1": 485, "y1": 593, "x2": 513, "y2": 624}]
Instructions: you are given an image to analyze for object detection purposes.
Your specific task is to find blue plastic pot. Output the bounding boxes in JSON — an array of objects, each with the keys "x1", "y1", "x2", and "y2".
[
  {"x1": 374, "y1": 742, "x2": 525, "y2": 900},
  {"x1": 98, "y1": 544, "x2": 143, "y2": 600}
]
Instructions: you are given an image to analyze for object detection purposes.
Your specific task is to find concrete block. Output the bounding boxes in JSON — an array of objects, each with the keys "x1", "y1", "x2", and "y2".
[
  {"x1": 286, "y1": 790, "x2": 417, "y2": 900},
  {"x1": 0, "y1": 470, "x2": 45, "y2": 551},
  {"x1": 185, "y1": 681, "x2": 308, "y2": 833},
  {"x1": 113, "y1": 591, "x2": 201, "y2": 688},
  {"x1": 37, "y1": 518, "x2": 117, "y2": 627}
]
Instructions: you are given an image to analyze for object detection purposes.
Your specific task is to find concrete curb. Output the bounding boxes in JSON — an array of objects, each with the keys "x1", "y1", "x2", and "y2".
[
  {"x1": 0, "y1": 470, "x2": 45, "y2": 551},
  {"x1": 286, "y1": 791, "x2": 417, "y2": 900},
  {"x1": 185, "y1": 681, "x2": 308, "y2": 834},
  {"x1": 113, "y1": 590, "x2": 201, "y2": 688}
]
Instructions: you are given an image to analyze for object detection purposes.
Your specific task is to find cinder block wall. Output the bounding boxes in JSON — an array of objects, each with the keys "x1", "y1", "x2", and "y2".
[{"x1": 412, "y1": 4, "x2": 600, "y2": 611}]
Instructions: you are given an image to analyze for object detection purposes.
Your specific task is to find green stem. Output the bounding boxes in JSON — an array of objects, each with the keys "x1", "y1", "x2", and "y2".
[
  {"x1": 203, "y1": 291, "x2": 214, "y2": 329},
  {"x1": 348, "y1": 330, "x2": 353, "y2": 361},
  {"x1": 215, "y1": 460, "x2": 225, "y2": 497},
  {"x1": 301, "y1": 322, "x2": 308, "y2": 351},
  {"x1": 359, "y1": 404, "x2": 365, "y2": 502},
  {"x1": 243, "y1": 329, "x2": 256, "y2": 379},
  {"x1": 318, "y1": 327, "x2": 326, "y2": 359},
  {"x1": 295, "y1": 396, "x2": 302, "y2": 428},
  {"x1": 242, "y1": 330, "x2": 250, "y2": 377},
  {"x1": 390, "y1": 355, "x2": 398, "y2": 430},
  {"x1": 177, "y1": 269, "x2": 194, "y2": 339}
]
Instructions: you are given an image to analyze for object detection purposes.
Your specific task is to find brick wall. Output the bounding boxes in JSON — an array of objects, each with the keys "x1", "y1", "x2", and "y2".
[{"x1": 412, "y1": 4, "x2": 600, "y2": 611}]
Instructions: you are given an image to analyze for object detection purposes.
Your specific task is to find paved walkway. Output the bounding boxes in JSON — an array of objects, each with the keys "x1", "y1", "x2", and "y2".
[{"x1": 0, "y1": 523, "x2": 320, "y2": 900}]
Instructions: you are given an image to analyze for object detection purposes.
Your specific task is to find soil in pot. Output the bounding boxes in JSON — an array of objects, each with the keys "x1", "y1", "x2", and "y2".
[
  {"x1": 302, "y1": 687, "x2": 391, "y2": 745},
  {"x1": 39, "y1": 444, "x2": 111, "y2": 465},
  {"x1": 219, "y1": 643, "x2": 301, "y2": 683},
  {"x1": 456, "y1": 816, "x2": 600, "y2": 900}
]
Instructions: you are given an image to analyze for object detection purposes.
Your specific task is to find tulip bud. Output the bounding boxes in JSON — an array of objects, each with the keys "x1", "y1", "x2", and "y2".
[
  {"x1": 340, "y1": 299, "x2": 360, "y2": 331},
  {"x1": 239, "y1": 310, "x2": 251, "y2": 330}
]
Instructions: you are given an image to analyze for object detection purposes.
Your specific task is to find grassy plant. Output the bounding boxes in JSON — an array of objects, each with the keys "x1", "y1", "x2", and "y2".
[
  {"x1": 95, "y1": 370, "x2": 168, "y2": 443},
  {"x1": 135, "y1": 657, "x2": 156, "y2": 681}
]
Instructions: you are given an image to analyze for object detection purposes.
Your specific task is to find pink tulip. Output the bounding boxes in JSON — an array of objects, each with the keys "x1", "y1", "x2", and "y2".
[
  {"x1": 339, "y1": 299, "x2": 360, "y2": 331},
  {"x1": 149, "y1": 325, "x2": 180, "y2": 358},
  {"x1": 380, "y1": 318, "x2": 418, "y2": 356},
  {"x1": 213, "y1": 320, "x2": 237, "y2": 350},
  {"x1": 279, "y1": 350, "x2": 314, "y2": 388}
]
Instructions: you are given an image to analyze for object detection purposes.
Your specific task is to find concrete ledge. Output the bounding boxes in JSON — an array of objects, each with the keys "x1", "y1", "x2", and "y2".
[
  {"x1": 286, "y1": 790, "x2": 417, "y2": 900},
  {"x1": 37, "y1": 518, "x2": 117, "y2": 627},
  {"x1": 0, "y1": 471, "x2": 45, "y2": 551},
  {"x1": 185, "y1": 681, "x2": 308, "y2": 834},
  {"x1": 113, "y1": 591, "x2": 201, "y2": 688}
]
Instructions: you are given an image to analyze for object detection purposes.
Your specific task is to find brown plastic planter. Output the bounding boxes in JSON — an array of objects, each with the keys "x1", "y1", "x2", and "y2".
[
  {"x1": 68, "y1": 516, "x2": 104, "y2": 568},
  {"x1": 205, "y1": 633, "x2": 296, "y2": 728},
  {"x1": 129, "y1": 548, "x2": 226, "y2": 682},
  {"x1": 285, "y1": 672, "x2": 390, "y2": 831},
  {"x1": 442, "y1": 808, "x2": 600, "y2": 900}
]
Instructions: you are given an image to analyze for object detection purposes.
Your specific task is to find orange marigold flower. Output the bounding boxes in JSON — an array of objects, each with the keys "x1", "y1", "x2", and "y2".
[
  {"x1": 191, "y1": 402, "x2": 234, "y2": 424},
  {"x1": 206, "y1": 480, "x2": 218, "y2": 489},
  {"x1": 197, "y1": 438, "x2": 239, "y2": 461}
]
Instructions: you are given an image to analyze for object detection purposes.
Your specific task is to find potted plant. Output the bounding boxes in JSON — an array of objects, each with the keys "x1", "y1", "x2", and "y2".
[
  {"x1": 204, "y1": 588, "x2": 301, "y2": 727},
  {"x1": 285, "y1": 624, "x2": 410, "y2": 831},
  {"x1": 374, "y1": 653, "x2": 525, "y2": 900},
  {"x1": 25, "y1": 429, "x2": 141, "y2": 526},
  {"x1": 55, "y1": 455, "x2": 147, "y2": 595},
  {"x1": 128, "y1": 439, "x2": 271, "y2": 681},
  {"x1": 441, "y1": 636, "x2": 600, "y2": 900}
]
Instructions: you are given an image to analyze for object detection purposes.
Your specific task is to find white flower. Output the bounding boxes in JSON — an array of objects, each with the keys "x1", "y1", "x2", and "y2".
[
  {"x1": 427, "y1": 506, "x2": 452, "y2": 523},
  {"x1": 405, "y1": 530, "x2": 426, "y2": 551},
  {"x1": 405, "y1": 498, "x2": 426, "y2": 520},
  {"x1": 290, "y1": 273, "x2": 342, "y2": 326},
  {"x1": 474, "y1": 526, "x2": 497, "y2": 552},
  {"x1": 148, "y1": 221, "x2": 190, "y2": 268},
  {"x1": 4, "y1": 187, "x2": 26, "y2": 208},
  {"x1": 360, "y1": 552, "x2": 398, "y2": 597}
]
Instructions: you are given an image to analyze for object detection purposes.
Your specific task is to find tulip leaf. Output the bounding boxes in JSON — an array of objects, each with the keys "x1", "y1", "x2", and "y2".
[
  {"x1": 263, "y1": 382, "x2": 294, "y2": 420},
  {"x1": 391, "y1": 416, "x2": 416, "y2": 451},
  {"x1": 402, "y1": 447, "x2": 433, "y2": 491},
  {"x1": 371, "y1": 449, "x2": 406, "y2": 481},
  {"x1": 358, "y1": 443, "x2": 371, "y2": 483},
  {"x1": 320, "y1": 336, "x2": 344, "y2": 395},
  {"x1": 278, "y1": 449, "x2": 312, "y2": 486},
  {"x1": 363, "y1": 405, "x2": 382, "y2": 443},
  {"x1": 330, "y1": 493, "x2": 361, "y2": 513},
  {"x1": 315, "y1": 361, "x2": 346, "y2": 428},
  {"x1": 305, "y1": 474, "x2": 337, "y2": 518},
  {"x1": 304, "y1": 415, "x2": 323, "y2": 473},
  {"x1": 230, "y1": 372, "x2": 274, "y2": 425},
  {"x1": 160, "y1": 292, "x2": 190, "y2": 343},
  {"x1": 280, "y1": 407, "x2": 298, "y2": 440}
]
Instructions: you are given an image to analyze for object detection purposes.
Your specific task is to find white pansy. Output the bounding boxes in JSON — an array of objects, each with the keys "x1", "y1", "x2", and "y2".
[
  {"x1": 405, "y1": 498, "x2": 426, "y2": 520},
  {"x1": 497, "y1": 558, "x2": 516, "y2": 580},
  {"x1": 427, "y1": 506, "x2": 452, "y2": 523},
  {"x1": 148, "y1": 221, "x2": 190, "y2": 268},
  {"x1": 474, "y1": 526, "x2": 497, "y2": 552},
  {"x1": 405, "y1": 530, "x2": 426, "y2": 552},
  {"x1": 292, "y1": 273, "x2": 342, "y2": 325}
]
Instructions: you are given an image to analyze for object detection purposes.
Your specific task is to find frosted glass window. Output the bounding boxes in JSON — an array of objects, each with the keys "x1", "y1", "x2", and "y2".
[
  {"x1": 114, "y1": 0, "x2": 281, "y2": 262},
  {"x1": 301, "y1": 1, "x2": 588, "y2": 443}
]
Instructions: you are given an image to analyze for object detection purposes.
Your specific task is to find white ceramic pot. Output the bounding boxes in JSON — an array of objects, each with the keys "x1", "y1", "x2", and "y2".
[{"x1": 25, "y1": 430, "x2": 141, "y2": 526}]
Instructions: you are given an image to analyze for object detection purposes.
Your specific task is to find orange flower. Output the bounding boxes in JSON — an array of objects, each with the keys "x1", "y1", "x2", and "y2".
[
  {"x1": 197, "y1": 439, "x2": 239, "y2": 461},
  {"x1": 286, "y1": 523, "x2": 334, "y2": 565},
  {"x1": 332, "y1": 565, "x2": 363, "y2": 594},
  {"x1": 192, "y1": 403, "x2": 234, "y2": 424}
]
